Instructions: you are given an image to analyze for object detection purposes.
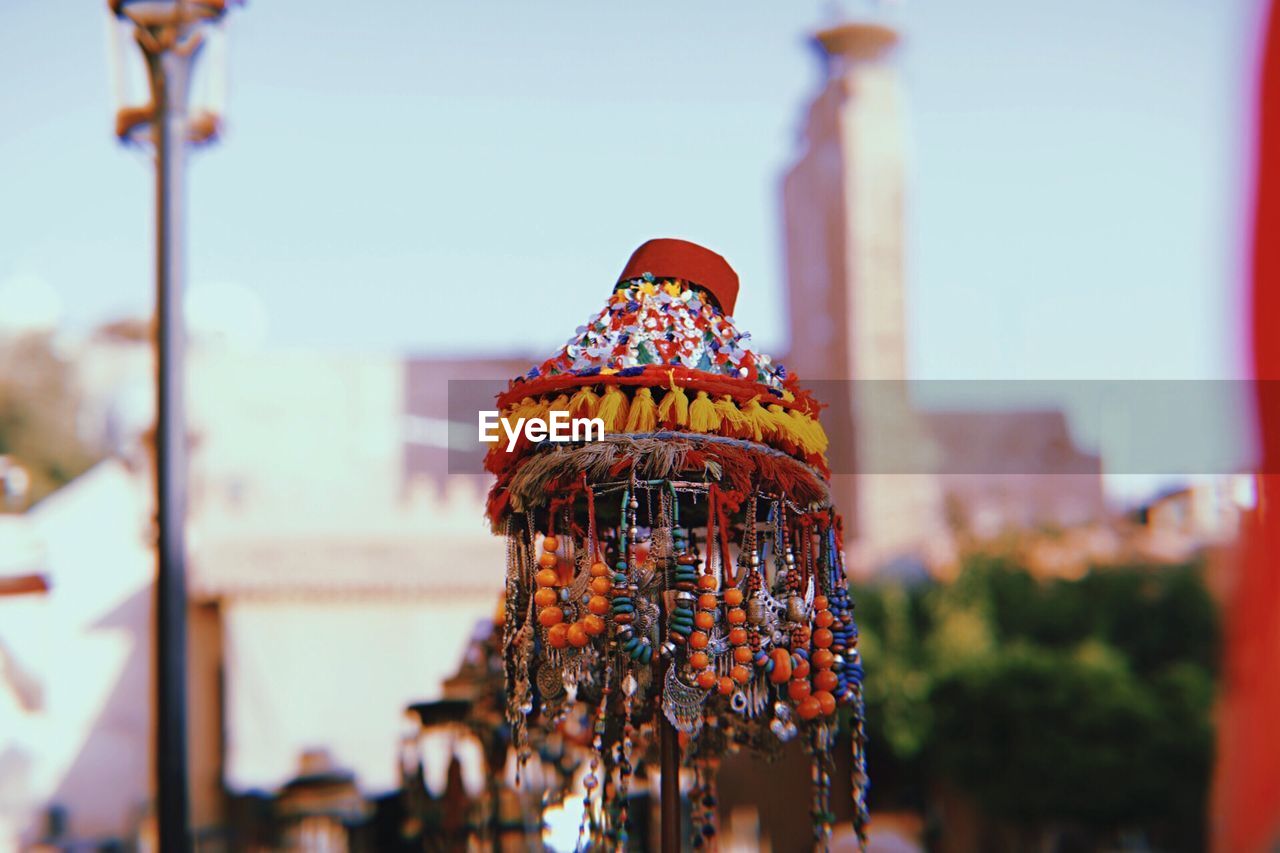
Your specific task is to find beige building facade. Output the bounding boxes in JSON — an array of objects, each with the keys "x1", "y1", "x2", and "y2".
[{"x1": 782, "y1": 22, "x2": 949, "y2": 573}]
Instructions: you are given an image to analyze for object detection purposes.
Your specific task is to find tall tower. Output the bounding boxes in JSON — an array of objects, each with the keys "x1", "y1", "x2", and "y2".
[{"x1": 782, "y1": 20, "x2": 947, "y2": 573}]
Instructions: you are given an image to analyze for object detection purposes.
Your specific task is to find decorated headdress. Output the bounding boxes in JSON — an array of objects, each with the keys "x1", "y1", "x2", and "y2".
[{"x1": 487, "y1": 239, "x2": 866, "y2": 849}]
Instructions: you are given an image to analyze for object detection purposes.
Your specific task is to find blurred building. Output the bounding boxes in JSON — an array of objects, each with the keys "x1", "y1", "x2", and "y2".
[
  {"x1": 926, "y1": 410, "x2": 1105, "y2": 537},
  {"x1": 0, "y1": 459, "x2": 154, "y2": 848},
  {"x1": 0, "y1": 332, "x2": 516, "y2": 847},
  {"x1": 1130, "y1": 475, "x2": 1253, "y2": 563},
  {"x1": 782, "y1": 21, "x2": 950, "y2": 574},
  {"x1": 781, "y1": 21, "x2": 1107, "y2": 574}
]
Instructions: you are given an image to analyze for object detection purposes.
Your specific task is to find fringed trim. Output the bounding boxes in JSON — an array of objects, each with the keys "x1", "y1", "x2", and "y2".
[
  {"x1": 688, "y1": 390, "x2": 719, "y2": 432},
  {"x1": 657, "y1": 376, "x2": 689, "y2": 428},
  {"x1": 486, "y1": 433, "x2": 831, "y2": 529},
  {"x1": 568, "y1": 385, "x2": 599, "y2": 419},
  {"x1": 625, "y1": 386, "x2": 658, "y2": 432},
  {"x1": 482, "y1": 381, "x2": 831, "y2": 479},
  {"x1": 596, "y1": 385, "x2": 629, "y2": 434}
]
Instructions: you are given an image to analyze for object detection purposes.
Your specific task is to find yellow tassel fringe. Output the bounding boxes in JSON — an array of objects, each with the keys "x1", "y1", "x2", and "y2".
[
  {"x1": 625, "y1": 386, "x2": 658, "y2": 432},
  {"x1": 498, "y1": 384, "x2": 829, "y2": 461},
  {"x1": 597, "y1": 385, "x2": 629, "y2": 434},
  {"x1": 657, "y1": 383, "x2": 689, "y2": 427}
]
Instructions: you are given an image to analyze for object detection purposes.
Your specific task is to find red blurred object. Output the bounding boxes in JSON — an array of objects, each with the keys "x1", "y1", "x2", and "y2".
[
  {"x1": 0, "y1": 574, "x2": 49, "y2": 597},
  {"x1": 1215, "y1": 2, "x2": 1280, "y2": 850},
  {"x1": 616, "y1": 237, "x2": 740, "y2": 316}
]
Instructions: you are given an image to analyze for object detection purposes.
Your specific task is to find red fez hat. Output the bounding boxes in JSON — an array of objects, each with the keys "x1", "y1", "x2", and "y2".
[{"x1": 617, "y1": 238, "x2": 740, "y2": 316}]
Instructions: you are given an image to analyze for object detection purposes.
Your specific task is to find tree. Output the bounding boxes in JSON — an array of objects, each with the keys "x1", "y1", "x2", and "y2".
[
  {"x1": 0, "y1": 332, "x2": 99, "y2": 508},
  {"x1": 853, "y1": 555, "x2": 1218, "y2": 848}
]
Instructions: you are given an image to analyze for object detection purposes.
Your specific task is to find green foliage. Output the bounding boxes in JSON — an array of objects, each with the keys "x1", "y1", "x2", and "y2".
[
  {"x1": 853, "y1": 555, "x2": 1218, "y2": 844},
  {"x1": 0, "y1": 333, "x2": 99, "y2": 507}
]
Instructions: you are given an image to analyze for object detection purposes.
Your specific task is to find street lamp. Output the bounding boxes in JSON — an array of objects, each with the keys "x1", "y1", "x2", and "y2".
[{"x1": 107, "y1": 1, "x2": 235, "y2": 849}]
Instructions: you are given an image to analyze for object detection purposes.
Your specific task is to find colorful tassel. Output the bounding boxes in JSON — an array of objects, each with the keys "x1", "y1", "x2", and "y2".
[
  {"x1": 714, "y1": 394, "x2": 754, "y2": 440},
  {"x1": 689, "y1": 390, "x2": 721, "y2": 433},
  {"x1": 739, "y1": 398, "x2": 772, "y2": 443},
  {"x1": 510, "y1": 396, "x2": 547, "y2": 425},
  {"x1": 547, "y1": 394, "x2": 571, "y2": 416},
  {"x1": 766, "y1": 403, "x2": 799, "y2": 450},
  {"x1": 625, "y1": 386, "x2": 658, "y2": 432},
  {"x1": 597, "y1": 385, "x2": 630, "y2": 434},
  {"x1": 657, "y1": 383, "x2": 690, "y2": 428},
  {"x1": 568, "y1": 385, "x2": 600, "y2": 419}
]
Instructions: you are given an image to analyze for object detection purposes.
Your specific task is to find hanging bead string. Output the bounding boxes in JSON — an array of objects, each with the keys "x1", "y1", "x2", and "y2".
[
  {"x1": 575, "y1": 662, "x2": 613, "y2": 852},
  {"x1": 717, "y1": 490, "x2": 751, "y2": 697},
  {"x1": 715, "y1": 487, "x2": 739, "y2": 587},
  {"x1": 811, "y1": 724, "x2": 836, "y2": 849},
  {"x1": 690, "y1": 759, "x2": 707, "y2": 848},
  {"x1": 508, "y1": 483, "x2": 864, "y2": 845},
  {"x1": 586, "y1": 478, "x2": 598, "y2": 563},
  {"x1": 827, "y1": 509, "x2": 870, "y2": 844},
  {"x1": 730, "y1": 491, "x2": 759, "y2": 701},
  {"x1": 747, "y1": 500, "x2": 770, "y2": 678},
  {"x1": 667, "y1": 489, "x2": 698, "y2": 663},
  {"x1": 502, "y1": 516, "x2": 522, "y2": 769},
  {"x1": 690, "y1": 755, "x2": 720, "y2": 850},
  {"x1": 508, "y1": 515, "x2": 538, "y2": 782},
  {"x1": 801, "y1": 516, "x2": 816, "y2": 590},
  {"x1": 616, "y1": 674, "x2": 636, "y2": 849},
  {"x1": 689, "y1": 489, "x2": 719, "y2": 692}
]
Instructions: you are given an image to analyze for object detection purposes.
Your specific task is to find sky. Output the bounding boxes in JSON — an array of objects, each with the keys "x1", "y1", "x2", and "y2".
[{"x1": 0, "y1": 0, "x2": 1268, "y2": 388}]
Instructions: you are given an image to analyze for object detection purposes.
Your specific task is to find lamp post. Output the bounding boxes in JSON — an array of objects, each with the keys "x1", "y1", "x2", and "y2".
[{"x1": 108, "y1": 1, "x2": 232, "y2": 848}]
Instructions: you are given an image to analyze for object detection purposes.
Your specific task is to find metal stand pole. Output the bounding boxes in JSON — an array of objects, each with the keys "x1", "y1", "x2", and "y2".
[
  {"x1": 145, "y1": 40, "x2": 196, "y2": 853},
  {"x1": 659, "y1": 711, "x2": 681, "y2": 853}
]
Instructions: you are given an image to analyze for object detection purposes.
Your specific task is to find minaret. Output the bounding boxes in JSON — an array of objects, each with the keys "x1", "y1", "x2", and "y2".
[{"x1": 782, "y1": 20, "x2": 948, "y2": 573}]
